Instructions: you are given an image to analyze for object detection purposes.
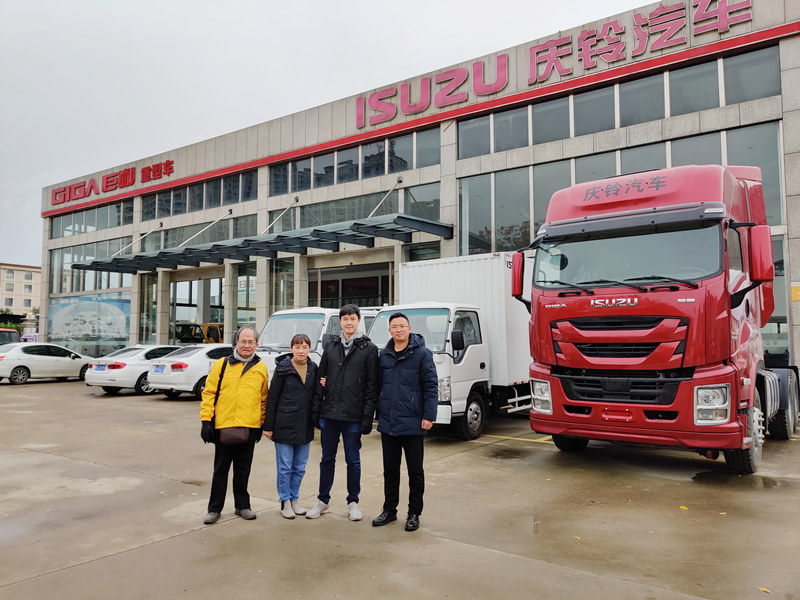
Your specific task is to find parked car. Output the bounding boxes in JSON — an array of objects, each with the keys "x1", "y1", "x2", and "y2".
[
  {"x1": 148, "y1": 343, "x2": 233, "y2": 400},
  {"x1": 173, "y1": 323, "x2": 224, "y2": 344},
  {"x1": 0, "y1": 342, "x2": 91, "y2": 384},
  {"x1": 0, "y1": 328, "x2": 20, "y2": 344},
  {"x1": 85, "y1": 345, "x2": 179, "y2": 394}
]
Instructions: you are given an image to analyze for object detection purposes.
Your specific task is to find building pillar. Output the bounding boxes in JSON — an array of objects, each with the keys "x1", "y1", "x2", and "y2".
[
  {"x1": 256, "y1": 257, "x2": 271, "y2": 325},
  {"x1": 223, "y1": 261, "x2": 236, "y2": 343},
  {"x1": 196, "y1": 279, "x2": 211, "y2": 323},
  {"x1": 129, "y1": 273, "x2": 141, "y2": 345},
  {"x1": 155, "y1": 270, "x2": 171, "y2": 344},
  {"x1": 295, "y1": 255, "x2": 308, "y2": 308}
]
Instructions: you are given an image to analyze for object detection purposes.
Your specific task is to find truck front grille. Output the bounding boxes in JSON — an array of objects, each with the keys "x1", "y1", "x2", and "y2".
[
  {"x1": 575, "y1": 343, "x2": 659, "y2": 358},
  {"x1": 552, "y1": 367, "x2": 693, "y2": 405}
]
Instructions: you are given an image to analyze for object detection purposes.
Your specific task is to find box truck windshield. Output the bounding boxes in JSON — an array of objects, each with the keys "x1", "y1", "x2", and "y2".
[
  {"x1": 369, "y1": 308, "x2": 449, "y2": 352},
  {"x1": 534, "y1": 220, "x2": 722, "y2": 290}
]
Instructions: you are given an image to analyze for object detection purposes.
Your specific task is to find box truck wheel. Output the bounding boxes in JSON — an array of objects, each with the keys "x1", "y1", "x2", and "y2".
[
  {"x1": 455, "y1": 391, "x2": 486, "y2": 440},
  {"x1": 767, "y1": 370, "x2": 799, "y2": 440},
  {"x1": 552, "y1": 434, "x2": 589, "y2": 452},
  {"x1": 724, "y1": 394, "x2": 764, "y2": 474}
]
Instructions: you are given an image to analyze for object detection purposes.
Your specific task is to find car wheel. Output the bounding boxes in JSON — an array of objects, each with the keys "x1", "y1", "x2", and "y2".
[
  {"x1": 164, "y1": 389, "x2": 182, "y2": 399},
  {"x1": 9, "y1": 366, "x2": 30, "y2": 385},
  {"x1": 134, "y1": 372, "x2": 155, "y2": 394},
  {"x1": 101, "y1": 386, "x2": 121, "y2": 395},
  {"x1": 79, "y1": 364, "x2": 89, "y2": 381},
  {"x1": 194, "y1": 376, "x2": 207, "y2": 401}
]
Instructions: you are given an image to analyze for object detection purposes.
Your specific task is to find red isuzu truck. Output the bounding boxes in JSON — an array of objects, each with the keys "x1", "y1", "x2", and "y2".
[{"x1": 511, "y1": 165, "x2": 799, "y2": 473}]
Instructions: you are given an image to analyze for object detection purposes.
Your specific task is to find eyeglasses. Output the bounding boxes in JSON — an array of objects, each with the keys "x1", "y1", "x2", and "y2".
[
  {"x1": 389, "y1": 325, "x2": 410, "y2": 330},
  {"x1": 237, "y1": 340, "x2": 258, "y2": 346}
]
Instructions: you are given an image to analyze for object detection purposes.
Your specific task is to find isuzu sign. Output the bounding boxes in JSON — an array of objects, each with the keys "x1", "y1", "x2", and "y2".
[{"x1": 591, "y1": 298, "x2": 639, "y2": 308}]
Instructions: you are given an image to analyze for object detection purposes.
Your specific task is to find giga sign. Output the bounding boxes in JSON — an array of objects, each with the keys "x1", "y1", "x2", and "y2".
[
  {"x1": 51, "y1": 160, "x2": 175, "y2": 206},
  {"x1": 356, "y1": 0, "x2": 752, "y2": 128}
]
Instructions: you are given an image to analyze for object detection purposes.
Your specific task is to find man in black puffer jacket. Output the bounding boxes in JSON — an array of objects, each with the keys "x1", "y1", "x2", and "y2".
[
  {"x1": 371, "y1": 312, "x2": 438, "y2": 533},
  {"x1": 306, "y1": 304, "x2": 379, "y2": 521}
]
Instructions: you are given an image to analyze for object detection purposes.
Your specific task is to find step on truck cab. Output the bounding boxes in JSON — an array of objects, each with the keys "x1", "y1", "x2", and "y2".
[{"x1": 511, "y1": 164, "x2": 799, "y2": 473}]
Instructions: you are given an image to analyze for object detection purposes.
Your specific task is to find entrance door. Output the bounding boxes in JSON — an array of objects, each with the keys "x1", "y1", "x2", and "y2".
[{"x1": 308, "y1": 263, "x2": 391, "y2": 308}]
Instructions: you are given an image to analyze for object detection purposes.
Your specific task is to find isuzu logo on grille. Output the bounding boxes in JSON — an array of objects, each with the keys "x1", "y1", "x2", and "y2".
[{"x1": 590, "y1": 298, "x2": 639, "y2": 308}]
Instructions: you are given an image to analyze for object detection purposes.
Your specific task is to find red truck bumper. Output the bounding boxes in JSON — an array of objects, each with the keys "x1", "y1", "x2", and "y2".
[{"x1": 529, "y1": 362, "x2": 746, "y2": 450}]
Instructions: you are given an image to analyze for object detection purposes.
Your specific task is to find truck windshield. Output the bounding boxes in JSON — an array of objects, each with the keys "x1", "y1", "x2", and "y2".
[
  {"x1": 259, "y1": 314, "x2": 325, "y2": 351},
  {"x1": 370, "y1": 308, "x2": 450, "y2": 352},
  {"x1": 534, "y1": 220, "x2": 722, "y2": 290}
]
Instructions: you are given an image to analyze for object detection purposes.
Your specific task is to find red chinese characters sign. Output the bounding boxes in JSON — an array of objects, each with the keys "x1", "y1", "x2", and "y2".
[
  {"x1": 355, "y1": 0, "x2": 752, "y2": 127},
  {"x1": 52, "y1": 160, "x2": 175, "y2": 206}
]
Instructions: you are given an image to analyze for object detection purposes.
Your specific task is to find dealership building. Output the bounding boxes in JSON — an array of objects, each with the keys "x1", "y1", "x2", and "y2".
[{"x1": 41, "y1": 0, "x2": 800, "y2": 357}]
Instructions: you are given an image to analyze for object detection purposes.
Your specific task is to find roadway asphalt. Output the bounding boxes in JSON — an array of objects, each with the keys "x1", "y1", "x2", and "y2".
[{"x1": 1, "y1": 379, "x2": 799, "y2": 600}]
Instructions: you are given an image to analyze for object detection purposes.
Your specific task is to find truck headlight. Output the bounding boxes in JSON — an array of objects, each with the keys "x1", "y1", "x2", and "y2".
[
  {"x1": 694, "y1": 384, "x2": 730, "y2": 425},
  {"x1": 531, "y1": 379, "x2": 552, "y2": 415},
  {"x1": 438, "y1": 376, "x2": 451, "y2": 404}
]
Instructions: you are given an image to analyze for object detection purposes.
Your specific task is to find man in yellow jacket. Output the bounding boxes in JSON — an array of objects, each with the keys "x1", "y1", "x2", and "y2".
[{"x1": 200, "y1": 326, "x2": 268, "y2": 524}]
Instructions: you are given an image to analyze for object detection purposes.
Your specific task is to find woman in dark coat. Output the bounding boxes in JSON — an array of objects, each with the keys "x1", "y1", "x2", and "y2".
[{"x1": 263, "y1": 334, "x2": 319, "y2": 519}]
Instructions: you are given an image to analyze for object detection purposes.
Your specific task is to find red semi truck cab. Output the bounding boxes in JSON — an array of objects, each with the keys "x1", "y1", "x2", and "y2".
[{"x1": 511, "y1": 165, "x2": 799, "y2": 473}]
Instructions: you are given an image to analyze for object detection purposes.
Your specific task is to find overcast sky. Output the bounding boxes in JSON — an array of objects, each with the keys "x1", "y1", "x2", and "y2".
[{"x1": 0, "y1": 0, "x2": 645, "y2": 267}]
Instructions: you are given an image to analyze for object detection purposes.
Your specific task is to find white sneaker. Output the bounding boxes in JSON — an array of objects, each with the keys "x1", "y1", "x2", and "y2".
[
  {"x1": 305, "y1": 501, "x2": 329, "y2": 519},
  {"x1": 291, "y1": 500, "x2": 306, "y2": 516},
  {"x1": 348, "y1": 502, "x2": 362, "y2": 521},
  {"x1": 280, "y1": 501, "x2": 295, "y2": 519}
]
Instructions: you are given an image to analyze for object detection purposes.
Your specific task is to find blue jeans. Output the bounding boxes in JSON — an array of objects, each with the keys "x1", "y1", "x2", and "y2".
[
  {"x1": 274, "y1": 442, "x2": 311, "y2": 502},
  {"x1": 318, "y1": 418, "x2": 362, "y2": 504}
]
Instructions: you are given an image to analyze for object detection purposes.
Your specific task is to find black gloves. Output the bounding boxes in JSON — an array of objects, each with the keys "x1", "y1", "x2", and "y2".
[
  {"x1": 361, "y1": 420, "x2": 373, "y2": 435},
  {"x1": 201, "y1": 421, "x2": 214, "y2": 443},
  {"x1": 312, "y1": 414, "x2": 320, "y2": 429}
]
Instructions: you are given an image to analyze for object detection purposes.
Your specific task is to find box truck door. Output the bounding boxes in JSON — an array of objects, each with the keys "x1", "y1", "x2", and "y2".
[{"x1": 451, "y1": 310, "x2": 489, "y2": 410}]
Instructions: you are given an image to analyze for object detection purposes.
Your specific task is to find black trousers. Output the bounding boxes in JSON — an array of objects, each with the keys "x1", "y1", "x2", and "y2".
[
  {"x1": 381, "y1": 433, "x2": 425, "y2": 516},
  {"x1": 208, "y1": 429, "x2": 259, "y2": 513}
]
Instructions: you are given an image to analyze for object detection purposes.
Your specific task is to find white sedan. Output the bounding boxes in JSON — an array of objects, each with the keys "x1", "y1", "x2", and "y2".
[
  {"x1": 0, "y1": 343, "x2": 92, "y2": 384},
  {"x1": 148, "y1": 343, "x2": 233, "y2": 400},
  {"x1": 85, "y1": 345, "x2": 179, "y2": 395}
]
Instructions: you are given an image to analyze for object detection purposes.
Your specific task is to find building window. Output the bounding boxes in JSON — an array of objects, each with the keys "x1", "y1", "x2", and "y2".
[
  {"x1": 575, "y1": 151, "x2": 616, "y2": 184},
  {"x1": 51, "y1": 216, "x2": 63, "y2": 239},
  {"x1": 241, "y1": 170, "x2": 257, "y2": 201},
  {"x1": 24, "y1": 284, "x2": 32, "y2": 294},
  {"x1": 494, "y1": 107, "x2": 529, "y2": 153},
  {"x1": 727, "y1": 122, "x2": 782, "y2": 226},
  {"x1": 388, "y1": 134, "x2": 413, "y2": 173},
  {"x1": 157, "y1": 191, "x2": 171, "y2": 218},
  {"x1": 269, "y1": 163, "x2": 289, "y2": 196},
  {"x1": 724, "y1": 46, "x2": 780, "y2": 105},
  {"x1": 620, "y1": 143, "x2": 666, "y2": 175},
  {"x1": 533, "y1": 160, "x2": 571, "y2": 233},
  {"x1": 96, "y1": 205, "x2": 108, "y2": 230},
  {"x1": 223, "y1": 175, "x2": 241, "y2": 205},
  {"x1": 23, "y1": 299, "x2": 31, "y2": 308},
  {"x1": 459, "y1": 174, "x2": 492, "y2": 255},
  {"x1": 362, "y1": 142, "x2": 385, "y2": 178},
  {"x1": 268, "y1": 206, "x2": 295, "y2": 234},
  {"x1": 416, "y1": 128, "x2": 440, "y2": 168},
  {"x1": 314, "y1": 153, "x2": 335, "y2": 187},
  {"x1": 574, "y1": 87, "x2": 615, "y2": 136},
  {"x1": 24, "y1": 271, "x2": 32, "y2": 281},
  {"x1": 205, "y1": 179, "x2": 221, "y2": 208},
  {"x1": 172, "y1": 188, "x2": 187, "y2": 215},
  {"x1": 669, "y1": 60, "x2": 719, "y2": 117},
  {"x1": 532, "y1": 97, "x2": 569, "y2": 144},
  {"x1": 620, "y1": 73, "x2": 665, "y2": 126},
  {"x1": 4, "y1": 269, "x2": 13, "y2": 279},
  {"x1": 233, "y1": 214, "x2": 257, "y2": 238},
  {"x1": 142, "y1": 194, "x2": 156, "y2": 221},
  {"x1": 337, "y1": 148, "x2": 359, "y2": 183},
  {"x1": 495, "y1": 168, "x2": 530, "y2": 252},
  {"x1": 3, "y1": 298, "x2": 11, "y2": 307},
  {"x1": 271, "y1": 258, "x2": 294, "y2": 314},
  {"x1": 189, "y1": 183, "x2": 204, "y2": 211},
  {"x1": 299, "y1": 191, "x2": 398, "y2": 228},
  {"x1": 671, "y1": 132, "x2": 721, "y2": 166},
  {"x1": 458, "y1": 115, "x2": 490, "y2": 159},
  {"x1": 404, "y1": 183, "x2": 440, "y2": 221},
  {"x1": 84, "y1": 209, "x2": 97, "y2": 233},
  {"x1": 4, "y1": 283, "x2": 12, "y2": 292}
]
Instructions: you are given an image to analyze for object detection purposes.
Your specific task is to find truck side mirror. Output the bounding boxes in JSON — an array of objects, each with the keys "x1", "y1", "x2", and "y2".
[
  {"x1": 511, "y1": 251, "x2": 532, "y2": 314},
  {"x1": 749, "y1": 225, "x2": 774, "y2": 283},
  {"x1": 451, "y1": 329, "x2": 465, "y2": 352}
]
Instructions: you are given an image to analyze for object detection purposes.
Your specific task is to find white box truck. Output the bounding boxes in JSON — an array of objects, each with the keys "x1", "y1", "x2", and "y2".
[{"x1": 368, "y1": 253, "x2": 533, "y2": 439}]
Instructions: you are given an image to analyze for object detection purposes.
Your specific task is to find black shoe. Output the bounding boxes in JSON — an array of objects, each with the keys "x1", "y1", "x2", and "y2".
[
  {"x1": 405, "y1": 513, "x2": 419, "y2": 531},
  {"x1": 372, "y1": 511, "x2": 397, "y2": 526}
]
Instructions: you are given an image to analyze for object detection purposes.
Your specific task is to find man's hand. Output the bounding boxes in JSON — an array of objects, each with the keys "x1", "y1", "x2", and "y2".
[
  {"x1": 421, "y1": 419, "x2": 433, "y2": 431},
  {"x1": 201, "y1": 421, "x2": 214, "y2": 443}
]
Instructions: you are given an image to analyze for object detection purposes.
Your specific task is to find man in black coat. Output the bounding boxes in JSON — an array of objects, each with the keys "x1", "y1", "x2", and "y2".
[
  {"x1": 307, "y1": 304, "x2": 379, "y2": 521},
  {"x1": 371, "y1": 312, "x2": 438, "y2": 532}
]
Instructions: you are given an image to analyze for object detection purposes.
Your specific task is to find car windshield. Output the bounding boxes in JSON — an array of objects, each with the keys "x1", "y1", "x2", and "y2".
[
  {"x1": 259, "y1": 314, "x2": 325, "y2": 350},
  {"x1": 369, "y1": 308, "x2": 449, "y2": 352},
  {"x1": 161, "y1": 346, "x2": 203, "y2": 358},
  {"x1": 533, "y1": 220, "x2": 722, "y2": 290},
  {"x1": 102, "y1": 347, "x2": 142, "y2": 358}
]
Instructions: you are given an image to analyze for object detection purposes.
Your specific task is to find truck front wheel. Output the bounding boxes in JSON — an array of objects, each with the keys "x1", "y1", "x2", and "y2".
[
  {"x1": 454, "y1": 391, "x2": 486, "y2": 440},
  {"x1": 724, "y1": 394, "x2": 764, "y2": 474},
  {"x1": 552, "y1": 434, "x2": 589, "y2": 452}
]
